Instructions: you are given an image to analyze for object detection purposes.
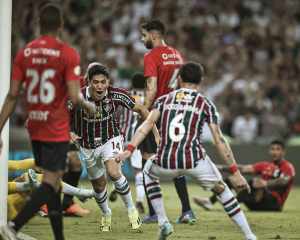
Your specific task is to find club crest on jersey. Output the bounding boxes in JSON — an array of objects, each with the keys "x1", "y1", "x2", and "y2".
[{"x1": 103, "y1": 99, "x2": 113, "y2": 113}]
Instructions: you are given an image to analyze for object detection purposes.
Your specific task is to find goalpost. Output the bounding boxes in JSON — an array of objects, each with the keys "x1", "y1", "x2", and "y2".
[{"x1": 0, "y1": 0, "x2": 12, "y2": 227}]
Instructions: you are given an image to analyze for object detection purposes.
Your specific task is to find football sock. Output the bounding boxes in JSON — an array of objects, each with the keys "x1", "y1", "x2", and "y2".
[
  {"x1": 62, "y1": 169, "x2": 82, "y2": 209},
  {"x1": 12, "y1": 182, "x2": 55, "y2": 232},
  {"x1": 8, "y1": 159, "x2": 35, "y2": 171},
  {"x1": 48, "y1": 188, "x2": 64, "y2": 240},
  {"x1": 144, "y1": 173, "x2": 168, "y2": 226},
  {"x1": 113, "y1": 175, "x2": 134, "y2": 210},
  {"x1": 218, "y1": 185, "x2": 254, "y2": 237},
  {"x1": 61, "y1": 182, "x2": 93, "y2": 199},
  {"x1": 173, "y1": 176, "x2": 191, "y2": 213},
  {"x1": 143, "y1": 171, "x2": 156, "y2": 216},
  {"x1": 135, "y1": 171, "x2": 145, "y2": 202},
  {"x1": 8, "y1": 182, "x2": 31, "y2": 194},
  {"x1": 94, "y1": 187, "x2": 111, "y2": 215}
]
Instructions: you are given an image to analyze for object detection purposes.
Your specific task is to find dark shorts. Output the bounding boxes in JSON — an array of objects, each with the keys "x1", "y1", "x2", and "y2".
[
  {"x1": 139, "y1": 131, "x2": 157, "y2": 154},
  {"x1": 235, "y1": 180, "x2": 282, "y2": 211},
  {"x1": 32, "y1": 141, "x2": 69, "y2": 172},
  {"x1": 69, "y1": 142, "x2": 79, "y2": 152}
]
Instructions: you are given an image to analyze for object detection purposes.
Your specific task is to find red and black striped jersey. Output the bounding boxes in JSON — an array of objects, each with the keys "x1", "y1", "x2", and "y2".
[
  {"x1": 71, "y1": 86, "x2": 135, "y2": 148},
  {"x1": 119, "y1": 89, "x2": 145, "y2": 143},
  {"x1": 152, "y1": 88, "x2": 219, "y2": 169}
]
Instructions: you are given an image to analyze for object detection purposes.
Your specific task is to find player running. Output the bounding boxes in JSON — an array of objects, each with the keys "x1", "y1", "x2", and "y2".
[
  {"x1": 116, "y1": 62, "x2": 257, "y2": 240},
  {"x1": 141, "y1": 19, "x2": 195, "y2": 223},
  {"x1": 70, "y1": 63, "x2": 158, "y2": 232},
  {"x1": 0, "y1": 4, "x2": 95, "y2": 240}
]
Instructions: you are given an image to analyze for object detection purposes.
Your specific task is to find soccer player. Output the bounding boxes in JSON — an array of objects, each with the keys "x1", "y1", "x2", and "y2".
[
  {"x1": 70, "y1": 63, "x2": 157, "y2": 231},
  {"x1": 116, "y1": 62, "x2": 257, "y2": 240},
  {"x1": 141, "y1": 19, "x2": 195, "y2": 223},
  {"x1": 194, "y1": 140, "x2": 295, "y2": 211},
  {"x1": 0, "y1": 4, "x2": 95, "y2": 240}
]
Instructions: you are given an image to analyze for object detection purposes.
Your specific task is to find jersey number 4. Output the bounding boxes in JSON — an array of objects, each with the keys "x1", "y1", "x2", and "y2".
[
  {"x1": 169, "y1": 113, "x2": 186, "y2": 142},
  {"x1": 26, "y1": 69, "x2": 56, "y2": 104}
]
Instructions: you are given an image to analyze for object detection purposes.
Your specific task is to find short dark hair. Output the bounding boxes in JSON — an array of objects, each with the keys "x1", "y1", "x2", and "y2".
[
  {"x1": 87, "y1": 63, "x2": 109, "y2": 81},
  {"x1": 131, "y1": 72, "x2": 146, "y2": 89},
  {"x1": 39, "y1": 3, "x2": 63, "y2": 34},
  {"x1": 270, "y1": 140, "x2": 285, "y2": 149},
  {"x1": 141, "y1": 20, "x2": 165, "y2": 35},
  {"x1": 178, "y1": 62, "x2": 204, "y2": 84}
]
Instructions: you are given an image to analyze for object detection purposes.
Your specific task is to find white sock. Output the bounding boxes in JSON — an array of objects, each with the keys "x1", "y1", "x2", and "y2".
[
  {"x1": 62, "y1": 182, "x2": 93, "y2": 198},
  {"x1": 135, "y1": 171, "x2": 145, "y2": 202},
  {"x1": 15, "y1": 182, "x2": 31, "y2": 192},
  {"x1": 144, "y1": 173, "x2": 168, "y2": 226},
  {"x1": 114, "y1": 175, "x2": 134, "y2": 210},
  {"x1": 94, "y1": 187, "x2": 111, "y2": 215},
  {"x1": 218, "y1": 186, "x2": 254, "y2": 238}
]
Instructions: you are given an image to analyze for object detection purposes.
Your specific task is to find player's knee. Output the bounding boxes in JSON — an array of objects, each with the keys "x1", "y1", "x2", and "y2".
[
  {"x1": 67, "y1": 151, "x2": 81, "y2": 171},
  {"x1": 212, "y1": 181, "x2": 225, "y2": 194},
  {"x1": 91, "y1": 177, "x2": 107, "y2": 193},
  {"x1": 108, "y1": 170, "x2": 121, "y2": 181}
]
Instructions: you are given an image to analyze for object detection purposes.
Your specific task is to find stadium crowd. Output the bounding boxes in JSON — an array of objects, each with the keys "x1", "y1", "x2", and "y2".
[{"x1": 11, "y1": 0, "x2": 300, "y2": 143}]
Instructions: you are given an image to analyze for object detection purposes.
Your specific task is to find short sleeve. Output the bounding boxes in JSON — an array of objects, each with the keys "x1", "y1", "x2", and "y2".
[
  {"x1": 112, "y1": 88, "x2": 136, "y2": 109},
  {"x1": 63, "y1": 46, "x2": 81, "y2": 82},
  {"x1": 281, "y1": 163, "x2": 296, "y2": 178},
  {"x1": 204, "y1": 98, "x2": 219, "y2": 124},
  {"x1": 253, "y1": 162, "x2": 268, "y2": 174},
  {"x1": 144, "y1": 53, "x2": 157, "y2": 78},
  {"x1": 12, "y1": 49, "x2": 25, "y2": 82},
  {"x1": 152, "y1": 97, "x2": 164, "y2": 112}
]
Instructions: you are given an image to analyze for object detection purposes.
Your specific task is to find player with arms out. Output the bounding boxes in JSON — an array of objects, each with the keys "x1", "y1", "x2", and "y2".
[
  {"x1": 70, "y1": 63, "x2": 158, "y2": 232},
  {"x1": 141, "y1": 19, "x2": 195, "y2": 224},
  {"x1": 194, "y1": 140, "x2": 295, "y2": 211},
  {"x1": 116, "y1": 62, "x2": 257, "y2": 240},
  {"x1": 0, "y1": 4, "x2": 95, "y2": 240}
]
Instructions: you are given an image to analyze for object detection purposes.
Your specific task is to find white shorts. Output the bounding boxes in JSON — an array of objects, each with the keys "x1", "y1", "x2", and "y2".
[
  {"x1": 144, "y1": 154, "x2": 223, "y2": 190},
  {"x1": 130, "y1": 149, "x2": 143, "y2": 169},
  {"x1": 79, "y1": 136, "x2": 123, "y2": 180}
]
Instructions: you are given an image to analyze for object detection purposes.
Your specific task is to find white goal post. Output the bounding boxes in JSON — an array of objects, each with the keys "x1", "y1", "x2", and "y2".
[{"x1": 0, "y1": 0, "x2": 12, "y2": 226}]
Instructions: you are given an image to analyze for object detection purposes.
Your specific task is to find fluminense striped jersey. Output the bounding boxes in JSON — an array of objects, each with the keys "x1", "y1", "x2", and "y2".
[
  {"x1": 153, "y1": 88, "x2": 219, "y2": 169},
  {"x1": 119, "y1": 89, "x2": 145, "y2": 143},
  {"x1": 71, "y1": 86, "x2": 135, "y2": 149}
]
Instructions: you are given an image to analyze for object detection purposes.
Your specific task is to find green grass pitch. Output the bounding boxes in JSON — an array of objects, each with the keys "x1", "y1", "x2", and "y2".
[{"x1": 21, "y1": 183, "x2": 300, "y2": 240}]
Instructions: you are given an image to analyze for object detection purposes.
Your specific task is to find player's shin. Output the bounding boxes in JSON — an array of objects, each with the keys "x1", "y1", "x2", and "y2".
[
  {"x1": 94, "y1": 186, "x2": 111, "y2": 215},
  {"x1": 113, "y1": 175, "x2": 134, "y2": 210},
  {"x1": 217, "y1": 185, "x2": 256, "y2": 239},
  {"x1": 135, "y1": 171, "x2": 145, "y2": 202},
  {"x1": 144, "y1": 173, "x2": 168, "y2": 226}
]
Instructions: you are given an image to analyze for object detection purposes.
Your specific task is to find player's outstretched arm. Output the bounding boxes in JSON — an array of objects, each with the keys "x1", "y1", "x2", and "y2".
[
  {"x1": 145, "y1": 76, "x2": 157, "y2": 109},
  {"x1": 133, "y1": 103, "x2": 160, "y2": 145},
  {"x1": 66, "y1": 81, "x2": 96, "y2": 114},
  {"x1": 209, "y1": 123, "x2": 250, "y2": 192},
  {"x1": 115, "y1": 109, "x2": 160, "y2": 163},
  {"x1": 0, "y1": 80, "x2": 23, "y2": 154}
]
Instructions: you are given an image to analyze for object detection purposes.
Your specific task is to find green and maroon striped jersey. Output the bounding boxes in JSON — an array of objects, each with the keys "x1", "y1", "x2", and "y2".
[
  {"x1": 152, "y1": 88, "x2": 219, "y2": 169},
  {"x1": 71, "y1": 86, "x2": 135, "y2": 148},
  {"x1": 119, "y1": 89, "x2": 145, "y2": 143}
]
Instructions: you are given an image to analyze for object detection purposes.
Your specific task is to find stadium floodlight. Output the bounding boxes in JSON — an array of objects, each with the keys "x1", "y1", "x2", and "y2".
[{"x1": 0, "y1": 0, "x2": 12, "y2": 227}]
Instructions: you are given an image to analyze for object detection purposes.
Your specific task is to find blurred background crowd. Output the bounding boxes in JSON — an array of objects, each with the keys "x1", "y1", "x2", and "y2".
[{"x1": 11, "y1": 0, "x2": 300, "y2": 143}]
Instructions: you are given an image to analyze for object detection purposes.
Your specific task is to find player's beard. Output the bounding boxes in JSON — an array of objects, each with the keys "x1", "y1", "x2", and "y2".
[{"x1": 145, "y1": 40, "x2": 153, "y2": 49}]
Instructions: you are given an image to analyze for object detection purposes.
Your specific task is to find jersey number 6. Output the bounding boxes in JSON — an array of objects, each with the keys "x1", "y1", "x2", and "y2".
[{"x1": 169, "y1": 113, "x2": 185, "y2": 142}]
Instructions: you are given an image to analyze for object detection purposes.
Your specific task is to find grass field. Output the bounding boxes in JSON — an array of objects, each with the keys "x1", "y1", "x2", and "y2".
[{"x1": 21, "y1": 182, "x2": 300, "y2": 240}]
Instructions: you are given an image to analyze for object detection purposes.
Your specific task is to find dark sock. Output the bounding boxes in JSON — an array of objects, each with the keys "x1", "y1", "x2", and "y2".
[
  {"x1": 48, "y1": 189, "x2": 64, "y2": 240},
  {"x1": 174, "y1": 176, "x2": 191, "y2": 213},
  {"x1": 209, "y1": 194, "x2": 218, "y2": 204},
  {"x1": 62, "y1": 170, "x2": 82, "y2": 209},
  {"x1": 13, "y1": 182, "x2": 55, "y2": 232}
]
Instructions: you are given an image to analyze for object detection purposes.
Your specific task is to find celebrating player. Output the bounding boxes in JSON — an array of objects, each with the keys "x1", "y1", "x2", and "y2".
[
  {"x1": 194, "y1": 140, "x2": 295, "y2": 211},
  {"x1": 70, "y1": 63, "x2": 158, "y2": 232},
  {"x1": 141, "y1": 19, "x2": 195, "y2": 223},
  {"x1": 116, "y1": 62, "x2": 257, "y2": 240},
  {"x1": 0, "y1": 4, "x2": 95, "y2": 240}
]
